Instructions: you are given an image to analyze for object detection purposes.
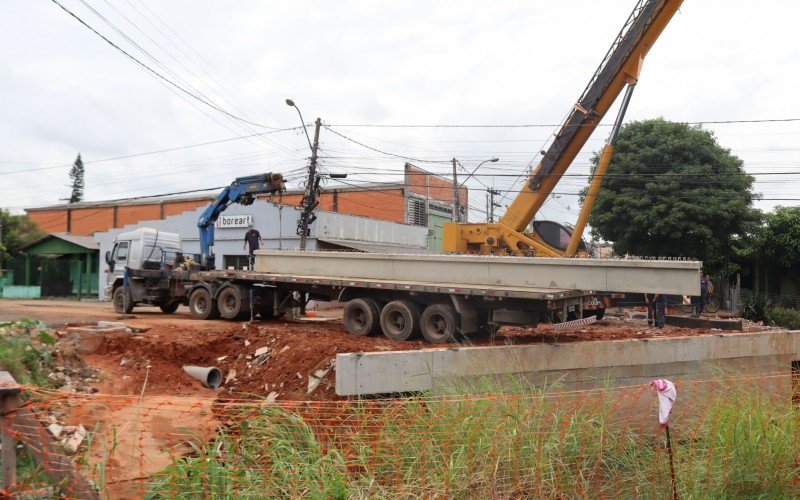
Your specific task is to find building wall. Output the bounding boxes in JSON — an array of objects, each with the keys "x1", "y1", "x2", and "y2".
[
  {"x1": 27, "y1": 188, "x2": 408, "y2": 236},
  {"x1": 70, "y1": 207, "x2": 115, "y2": 235},
  {"x1": 405, "y1": 164, "x2": 467, "y2": 208},
  {"x1": 278, "y1": 189, "x2": 406, "y2": 223},
  {"x1": 28, "y1": 210, "x2": 68, "y2": 233}
]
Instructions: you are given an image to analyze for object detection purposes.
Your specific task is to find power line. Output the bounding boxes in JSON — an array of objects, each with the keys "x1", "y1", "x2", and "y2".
[
  {"x1": 0, "y1": 127, "x2": 302, "y2": 176},
  {"x1": 322, "y1": 125, "x2": 451, "y2": 164},
  {"x1": 50, "y1": 0, "x2": 277, "y2": 130}
]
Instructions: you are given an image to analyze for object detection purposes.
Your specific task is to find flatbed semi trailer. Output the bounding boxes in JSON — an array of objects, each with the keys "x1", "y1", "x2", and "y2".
[
  {"x1": 185, "y1": 267, "x2": 598, "y2": 343},
  {"x1": 109, "y1": 247, "x2": 699, "y2": 344}
]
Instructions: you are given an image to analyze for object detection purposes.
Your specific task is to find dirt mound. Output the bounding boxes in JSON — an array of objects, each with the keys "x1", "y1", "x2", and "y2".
[{"x1": 88, "y1": 318, "x2": 427, "y2": 401}]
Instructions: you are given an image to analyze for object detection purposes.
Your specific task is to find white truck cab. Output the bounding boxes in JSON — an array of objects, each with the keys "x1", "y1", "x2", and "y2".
[{"x1": 104, "y1": 228, "x2": 182, "y2": 301}]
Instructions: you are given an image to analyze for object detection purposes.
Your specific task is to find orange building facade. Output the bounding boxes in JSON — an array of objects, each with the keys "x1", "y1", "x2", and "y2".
[{"x1": 26, "y1": 164, "x2": 467, "y2": 240}]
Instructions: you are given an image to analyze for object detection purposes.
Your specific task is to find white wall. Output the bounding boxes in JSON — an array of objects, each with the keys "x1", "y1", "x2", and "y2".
[{"x1": 94, "y1": 200, "x2": 427, "y2": 299}]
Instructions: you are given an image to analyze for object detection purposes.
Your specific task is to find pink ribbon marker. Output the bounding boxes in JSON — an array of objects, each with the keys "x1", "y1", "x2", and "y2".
[{"x1": 650, "y1": 379, "x2": 676, "y2": 428}]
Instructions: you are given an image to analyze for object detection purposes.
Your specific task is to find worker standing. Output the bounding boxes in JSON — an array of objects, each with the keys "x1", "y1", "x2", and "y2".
[
  {"x1": 243, "y1": 223, "x2": 263, "y2": 270},
  {"x1": 646, "y1": 293, "x2": 656, "y2": 327},
  {"x1": 695, "y1": 273, "x2": 709, "y2": 317},
  {"x1": 654, "y1": 292, "x2": 667, "y2": 328}
]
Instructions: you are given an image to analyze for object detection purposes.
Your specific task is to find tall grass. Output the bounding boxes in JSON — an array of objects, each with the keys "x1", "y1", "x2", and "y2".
[{"x1": 146, "y1": 378, "x2": 800, "y2": 498}]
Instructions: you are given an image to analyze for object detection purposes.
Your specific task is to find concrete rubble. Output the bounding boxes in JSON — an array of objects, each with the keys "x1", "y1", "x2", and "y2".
[{"x1": 307, "y1": 359, "x2": 335, "y2": 394}]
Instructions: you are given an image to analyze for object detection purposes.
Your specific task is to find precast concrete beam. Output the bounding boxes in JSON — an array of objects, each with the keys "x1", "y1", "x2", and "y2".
[
  {"x1": 335, "y1": 330, "x2": 800, "y2": 396},
  {"x1": 255, "y1": 250, "x2": 701, "y2": 296}
]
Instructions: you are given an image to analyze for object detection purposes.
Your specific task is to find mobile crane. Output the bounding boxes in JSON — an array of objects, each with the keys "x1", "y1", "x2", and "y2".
[
  {"x1": 443, "y1": 0, "x2": 683, "y2": 257},
  {"x1": 197, "y1": 172, "x2": 285, "y2": 269}
]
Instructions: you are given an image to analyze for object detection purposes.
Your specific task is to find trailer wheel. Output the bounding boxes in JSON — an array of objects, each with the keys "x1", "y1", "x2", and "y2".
[
  {"x1": 112, "y1": 287, "x2": 134, "y2": 314},
  {"x1": 159, "y1": 301, "x2": 180, "y2": 314},
  {"x1": 217, "y1": 286, "x2": 249, "y2": 320},
  {"x1": 189, "y1": 288, "x2": 220, "y2": 320},
  {"x1": 420, "y1": 304, "x2": 459, "y2": 343},
  {"x1": 380, "y1": 300, "x2": 421, "y2": 341},
  {"x1": 343, "y1": 298, "x2": 381, "y2": 336}
]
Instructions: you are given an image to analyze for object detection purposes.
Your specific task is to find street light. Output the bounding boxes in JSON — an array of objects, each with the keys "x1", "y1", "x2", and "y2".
[
  {"x1": 453, "y1": 156, "x2": 499, "y2": 222},
  {"x1": 285, "y1": 98, "x2": 314, "y2": 153},
  {"x1": 459, "y1": 156, "x2": 499, "y2": 189}
]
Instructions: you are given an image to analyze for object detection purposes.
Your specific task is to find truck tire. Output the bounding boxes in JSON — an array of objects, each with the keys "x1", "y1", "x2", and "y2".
[
  {"x1": 159, "y1": 301, "x2": 180, "y2": 314},
  {"x1": 189, "y1": 288, "x2": 220, "y2": 320},
  {"x1": 420, "y1": 304, "x2": 459, "y2": 343},
  {"x1": 343, "y1": 298, "x2": 381, "y2": 336},
  {"x1": 380, "y1": 300, "x2": 421, "y2": 341},
  {"x1": 112, "y1": 287, "x2": 134, "y2": 314},
  {"x1": 217, "y1": 286, "x2": 249, "y2": 320}
]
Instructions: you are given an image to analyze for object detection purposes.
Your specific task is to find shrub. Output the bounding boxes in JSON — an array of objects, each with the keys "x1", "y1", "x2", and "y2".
[
  {"x1": 741, "y1": 292, "x2": 772, "y2": 324},
  {"x1": 769, "y1": 306, "x2": 800, "y2": 330},
  {"x1": 0, "y1": 318, "x2": 55, "y2": 386}
]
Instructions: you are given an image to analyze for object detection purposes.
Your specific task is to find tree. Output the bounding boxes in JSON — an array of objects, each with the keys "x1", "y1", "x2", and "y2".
[
  {"x1": 68, "y1": 153, "x2": 85, "y2": 203},
  {"x1": 586, "y1": 119, "x2": 759, "y2": 275},
  {"x1": 0, "y1": 210, "x2": 44, "y2": 269},
  {"x1": 749, "y1": 206, "x2": 800, "y2": 274}
]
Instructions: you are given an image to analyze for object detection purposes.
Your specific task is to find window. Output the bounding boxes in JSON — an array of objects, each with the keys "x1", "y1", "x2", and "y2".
[
  {"x1": 113, "y1": 242, "x2": 129, "y2": 263},
  {"x1": 223, "y1": 255, "x2": 250, "y2": 270},
  {"x1": 429, "y1": 202, "x2": 453, "y2": 217},
  {"x1": 408, "y1": 198, "x2": 427, "y2": 226}
]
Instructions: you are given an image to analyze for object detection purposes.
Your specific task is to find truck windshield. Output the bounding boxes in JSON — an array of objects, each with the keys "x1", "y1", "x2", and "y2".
[{"x1": 113, "y1": 242, "x2": 129, "y2": 263}]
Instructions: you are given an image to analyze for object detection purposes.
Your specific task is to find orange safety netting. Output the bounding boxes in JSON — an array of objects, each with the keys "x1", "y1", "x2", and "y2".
[{"x1": 2, "y1": 370, "x2": 800, "y2": 498}]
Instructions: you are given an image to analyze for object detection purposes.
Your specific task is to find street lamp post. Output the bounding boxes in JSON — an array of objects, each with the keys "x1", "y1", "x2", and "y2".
[
  {"x1": 454, "y1": 157, "x2": 499, "y2": 222},
  {"x1": 285, "y1": 99, "x2": 321, "y2": 250}
]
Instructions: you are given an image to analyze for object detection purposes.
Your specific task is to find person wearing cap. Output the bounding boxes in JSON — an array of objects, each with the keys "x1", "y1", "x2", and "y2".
[{"x1": 243, "y1": 223, "x2": 263, "y2": 270}]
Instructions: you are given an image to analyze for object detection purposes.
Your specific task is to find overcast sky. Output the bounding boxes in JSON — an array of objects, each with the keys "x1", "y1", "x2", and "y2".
[{"x1": 2, "y1": 0, "x2": 799, "y2": 226}]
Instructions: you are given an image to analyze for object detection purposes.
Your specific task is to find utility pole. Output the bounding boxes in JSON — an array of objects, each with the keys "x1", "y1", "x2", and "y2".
[
  {"x1": 298, "y1": 118, "x2": 322, "y2": 250},
  {"x1": 488, "y1": 188, "x2": 501, "y2": 223},
  {"x1": 452, "y1": 158, "x2": 459, "y2": 222}
]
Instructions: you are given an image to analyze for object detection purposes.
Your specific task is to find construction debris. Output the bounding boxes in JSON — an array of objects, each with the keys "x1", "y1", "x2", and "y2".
[
  {"x1": 61, "y1": 425, "x2": 87, "y2": 455},
  {"x1": 307, "y1": 359, "x2": 335, "y2": 394}
]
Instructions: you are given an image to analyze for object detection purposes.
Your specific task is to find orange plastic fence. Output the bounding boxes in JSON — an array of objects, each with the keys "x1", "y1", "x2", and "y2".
[{"x1": 2, "y1": 371, "x2": 799, "y2": 498}]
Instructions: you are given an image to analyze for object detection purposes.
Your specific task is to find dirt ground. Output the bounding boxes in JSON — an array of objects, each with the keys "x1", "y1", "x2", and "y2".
[
  {"x1": 0, "y1": 298, "x2": 779, "y2": 403},
  {"x1": 0, "y1": 298, "x2": 780, "y2": 496}
]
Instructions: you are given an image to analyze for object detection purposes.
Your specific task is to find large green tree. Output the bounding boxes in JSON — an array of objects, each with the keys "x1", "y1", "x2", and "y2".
[
  {"x1": 587, "y1": 119, "x2": 759, "y2": 274},
  {"x1": 68, "y1": 153, "x2": 84, "y2": 203},
  {"x1": 0, "y1": 210, "x2": 44, "y2": 270}
]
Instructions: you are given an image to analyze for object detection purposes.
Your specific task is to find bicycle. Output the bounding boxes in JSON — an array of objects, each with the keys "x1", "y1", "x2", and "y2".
[{"x1": 680, "y1": 293, "x2": 720, "y2": 314}]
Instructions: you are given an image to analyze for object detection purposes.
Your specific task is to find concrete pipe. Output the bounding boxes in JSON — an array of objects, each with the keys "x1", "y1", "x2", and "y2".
[{"x1": 182, "y1": 365, "x2": 223, "y2": 389}]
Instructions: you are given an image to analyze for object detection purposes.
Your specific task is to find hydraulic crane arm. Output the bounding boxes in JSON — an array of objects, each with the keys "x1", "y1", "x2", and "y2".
[
  {"x1": 443, "y1": 0, "x2": 683, "y2": 256},
  {"x1": 198, "y1": 172, "x2": 285, "y2": 268}
]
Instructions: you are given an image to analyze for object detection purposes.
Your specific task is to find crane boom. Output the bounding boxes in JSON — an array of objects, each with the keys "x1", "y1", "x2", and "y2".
[
  {"x1": 198, "y1": 172, "x2": 285, "y2": 268},
  {"x1": 443, "y1": 0, "x2": 683, "y2": 256}
]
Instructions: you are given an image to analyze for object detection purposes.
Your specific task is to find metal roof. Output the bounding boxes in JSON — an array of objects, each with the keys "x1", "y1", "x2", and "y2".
[{"x1": 19, "y1": 232, "x2": 99, "y2": 252}]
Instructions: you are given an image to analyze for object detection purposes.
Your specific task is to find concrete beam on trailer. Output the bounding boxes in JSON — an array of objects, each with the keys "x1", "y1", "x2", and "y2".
[
  {"x1": 335, "y1": 330, "x2": 800, "y2": 396},
  {"x1": 255, "y1": 250, "x2": 701, "y2": 296}
]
